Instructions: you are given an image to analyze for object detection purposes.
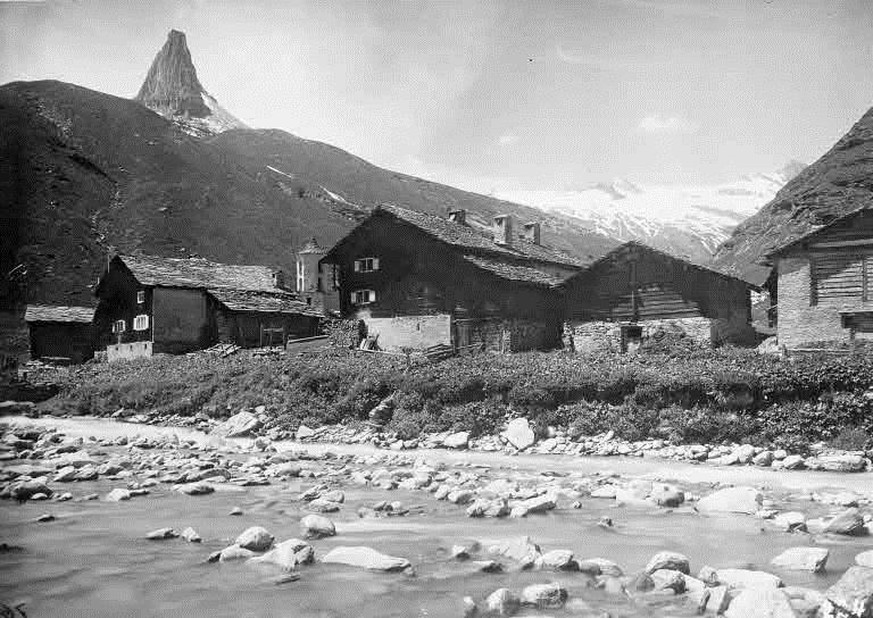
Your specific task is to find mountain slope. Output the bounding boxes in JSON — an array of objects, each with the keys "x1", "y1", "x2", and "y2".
[
  {"x1": 0, "y1": 80, "x2": 352, "y2": 307},
  {"x1": 134, "y1": 30, "x2": 246, "y2": 137},
  {"x1": 208, "y1": 129, "x2": 618, "y2": 264},
  {"x1": 713, "y1": 107, "x2": 873, "y2": 285},
  {"x1": 498, "y1": 161, "x2": 804, "y2": 263}
]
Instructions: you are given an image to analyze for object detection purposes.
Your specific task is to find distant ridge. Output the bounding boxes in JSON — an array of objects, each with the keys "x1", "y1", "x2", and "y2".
[{"x1": 713, "y1": 107, "x2": 873, "y2": 286}]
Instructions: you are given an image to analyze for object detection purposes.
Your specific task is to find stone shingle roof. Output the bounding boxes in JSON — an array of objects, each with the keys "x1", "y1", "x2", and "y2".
[
  {"x1": 298, "y1": 238, "x2": 328, "y2": 255},
  {"x1": 462, "y1": 255, "x2": 566, "y2": 286},
  {"x1": 115, "y1": 254, "x2": 279, "y2": 292},
  {"x1": 207, "y1": 289, "x2": 322, "y2": 317},
  {"x1": 25, "y1": 305, "x2": 95, "y2": 324},
  {"x1": 379, "y1": 204, "x2": 585, "y2": 269},
  {"x1": 763, "y1": 206, "x2": 872, "y2": 259}
]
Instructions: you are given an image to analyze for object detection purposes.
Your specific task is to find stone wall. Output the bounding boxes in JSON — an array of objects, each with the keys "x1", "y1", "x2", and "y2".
[
  {"x1": 362, "y1": 313, "x2": 452, "y2": 351},
  {"x1": 564, "y1": 316, "x2": 713, "y2": 354},
  {"x1": 107, "y1": 341, "x2": 153, "y2": 363},
  {"x1": 776, "y1": 255, "x2": 872, "y2": 348}
]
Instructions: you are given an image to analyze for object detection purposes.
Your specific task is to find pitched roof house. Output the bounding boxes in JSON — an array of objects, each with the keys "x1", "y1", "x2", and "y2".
[
  {"x1": 561, "y1": 242, "x2": 757, "y2": 353},
  {"x1": 763, "y1": 207, "x2": 873, "y2": 349},
  {"x1": 94, "y1": 254, "x2": 322, "y2": 360},
  {"x1": 322, "y1": 204, "x2": 585, "y2": 352}
]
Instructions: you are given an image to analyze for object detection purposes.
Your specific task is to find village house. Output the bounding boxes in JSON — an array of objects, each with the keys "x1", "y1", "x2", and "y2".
[
  {"x1": 94, "y1": 254, "x2": 323, "y2": 361},
  {"x1": 321, "y1": 205, "x2": 585, "y2": 353},
  {"x1": 24, "y1": 305, "x2": 96, "y2": 364},
  {"x1": 764, "y1": 207, "x2": 873, "y2": 349},
  {"x1": 561, "y1": 242, "x2": 758, "y2": 353}
]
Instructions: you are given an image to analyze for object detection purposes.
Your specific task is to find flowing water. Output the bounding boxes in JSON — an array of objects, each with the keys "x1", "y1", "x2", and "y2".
[{"x1": 1, "y1": 416, "x2": 871, "y2": 617}]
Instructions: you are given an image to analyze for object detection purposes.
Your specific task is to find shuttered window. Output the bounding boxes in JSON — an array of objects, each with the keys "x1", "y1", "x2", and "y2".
[
  {"x1": 133, "y1": 315, "x2": 150, "y2": 331},
  {"x1": 350, "y1": 289, "x2": 376, "y2": 305},
  {"x1": 353, "y1": 257, "x2": 379, "y2": 273},
  {"x1": 811, "y1": 251, "x2": 871, "y2": 305}
]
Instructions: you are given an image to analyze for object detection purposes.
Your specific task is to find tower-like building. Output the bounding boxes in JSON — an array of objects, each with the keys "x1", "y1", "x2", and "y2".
[{"x1": 296, "y1": 238, "x2": 337, "y2": 313}]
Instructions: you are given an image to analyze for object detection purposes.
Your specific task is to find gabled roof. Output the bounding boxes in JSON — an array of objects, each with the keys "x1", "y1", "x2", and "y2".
[
  {"x1": 25, "y1": 305, "x2": 95, "y2": 324},
  {"x1": 111, "y1": 254, "x2": 279, "y2": 292},
  {"x1": 376, "y1": 204, "x2": 585, "y2": 269},
  {"x1": 563, "y1": 241, "x2": 759, "y2": 290},
  {"x1": 763, "y1": 206, "x2": 872, "y2": 259},
  {"x1": 207, "y1": 289, "x2": 322, "y2": 317},
  {"x1": 298, "y1": 238, "x2": 327, "y2": 255},
  {"x1": 323, "y1": 204, "x2": 585, "y2": 286}
]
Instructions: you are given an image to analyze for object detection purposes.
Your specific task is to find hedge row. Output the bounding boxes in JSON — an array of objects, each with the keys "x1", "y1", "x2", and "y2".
[{"x1": 38, "y1": 346, "x2": 873, "y2": 451}]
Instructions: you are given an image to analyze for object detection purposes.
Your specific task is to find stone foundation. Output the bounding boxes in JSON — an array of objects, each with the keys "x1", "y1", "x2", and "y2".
[
  {"x1": 107, "y1": 341, "x2": 153, "y2": 362},
  {"x1": 564, "y1": 317, "x2": 712, "y2": 354}
]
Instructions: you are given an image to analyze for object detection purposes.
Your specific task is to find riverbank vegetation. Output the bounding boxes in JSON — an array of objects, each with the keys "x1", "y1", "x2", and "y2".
[{"x1": 34, "y1": 346, "x2": 873, "y2": 452}]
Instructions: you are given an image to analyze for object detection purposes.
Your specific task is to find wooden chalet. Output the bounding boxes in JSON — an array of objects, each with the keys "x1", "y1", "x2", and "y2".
[
  {"x1": 561, "y1": 242, "x2": 756, "y2": 353},
  {"x1": 94, "y1": 254, "x2": 322, "y2": 361},
  {"x1": 764, "y1": 207, "x2": 873, "y2": 349},
  {"x1": 322, "y1": 205, "x2": 585, "y2": 353},
  {"x1": 24, "y1": 305, "x2": 96, "y2": 364}
]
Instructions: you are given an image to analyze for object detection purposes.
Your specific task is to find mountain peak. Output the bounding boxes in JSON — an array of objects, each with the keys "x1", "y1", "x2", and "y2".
[{"x1": 134, "y1": 29, "x2": 247, "y2": 136}]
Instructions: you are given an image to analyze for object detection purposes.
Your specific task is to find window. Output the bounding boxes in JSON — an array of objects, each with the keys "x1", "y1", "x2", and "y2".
[
  {"x1": 351, "y1": 289, "x2": 376, "y2": 305},
  {"x1": 133, "y1": 314, "x2": 149, "y2": 331},
  {"x1": 112, "y1": 319, "x2": 126, "y2": 334},
  {"x1": 136, "y1": 290, "x2": 145, "y2": 305},
  {"x1": 353, "y1": 257, "x2": 380, "y2": 273}
]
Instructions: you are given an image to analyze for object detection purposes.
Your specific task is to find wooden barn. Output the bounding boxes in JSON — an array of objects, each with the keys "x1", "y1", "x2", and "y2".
[
  {"x1": 322, "y1": 205, "x2": 585, "y2": 353},
  {"x1": 764, "y1": 207, "x2": 873, "y2": 349},
  {"x1": 94, "y1": 254, "x2": 322, "y2": 361},
  {"x1": 24, "y1": 305, "x2": 95, "y2": 364},
  {"x1": 562, "y1": 242, "x2": 756, "y2": 353}
]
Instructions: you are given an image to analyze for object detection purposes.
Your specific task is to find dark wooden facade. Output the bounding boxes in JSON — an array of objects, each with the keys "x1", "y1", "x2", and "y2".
[
  {"x1": 768, "y1": 208, "x2": 873, "y2": 348},
  {"x1": 25, "y1": 306, "x2": 95, "y2": 364},
  {"x1": 562, "y1": 243, "x2": 755, "y2": 351},
  {"x1": 323, "y1": 207, "x2": 578, "y2": 353}
]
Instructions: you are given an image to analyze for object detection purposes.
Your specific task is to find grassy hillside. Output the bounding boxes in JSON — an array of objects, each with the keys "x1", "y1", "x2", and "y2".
[{"x1": 713, "y1": 106, "x2": 873, "y2": 286}]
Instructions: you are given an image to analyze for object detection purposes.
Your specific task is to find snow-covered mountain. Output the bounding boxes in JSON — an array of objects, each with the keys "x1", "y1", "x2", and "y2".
[
  {"x1": 498, "y1": 161, "x2": 806, "y2": 262},
  {"x1": 134, "y1": 30, "x2": 247, "y2": 137}
]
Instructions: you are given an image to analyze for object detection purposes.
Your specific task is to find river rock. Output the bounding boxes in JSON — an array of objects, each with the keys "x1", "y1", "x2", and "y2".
[
  {"x1": 521, "y1": 582, "x2": 567, "y2": 609},
  {"x1": 824, "y1": 566, "x2": 873, "y2": 618},
  {"x1": 540, "y1": 550, "x2": 576, "y2": 571},
  {"x1": 823, "y1": 508, "x2": 868, "y2": 536},
  {"x1": 697, "y1": 486, "x2": 762, "y2": 515},
  {"x1": 105, "y1": 488, "x2": 131, "y2": 502},
  {"x1": 509, "y1": 494, "x2": 555, "y2": 518},
  {"x1": 486, "y1": 537, "x2": 541, "y2": 567},
  {"x1": 321, "y1": 546, "x2": 412, "y2": 572},
  {"x1": 807, "y1": 454, "x2": 867, "y2": 473},
  {"x1": 175, "y1": 482, "x2": 214, "y2": 496},
  {"x1": 716, "y1": 568, "x2": 783, "y2": 590},
  {"x1": 724, "y1": 587, "x2": 797, "y2": 618},
  {"x1": 706, "y1": 585, "x2": 731, "y2": 614},
  {"x1": 856, "y1": 550, "x2": 873, "y2": 568},
  {"x1": 485, "y1": 588, "x2": 520, "y2": 616},
  {"x1": 770, "y1": 547, "x2": 829, "y2": 573},
  {"x1": 250, "y1": 538, "x2": 314, "y2": 571},
  {"x1": 180, "y1": 527, "x2": 202, "y2": 543},
  {"x1": 773, "y1": 511, "x2": 807, "y2": 533},
  {"x1": 466, "y1": 498, "x2": 510, "y2": 518},
  {"x1": 754, "y1": 451, "x2": 774, "y2": 467},
  {"x1": 146, "y1": 527, "x2": 178, "y2": 540},
  {"x1": 235, "y1": 526, "x2": 274, "y2": 552},
  {"x1": 212, "y1": 545, "x2": 255, "y2": 562},
  {"x1": 645, "y1": 551, "x2": 690, "y2": 575},
  {"x1": 53, "y1": 466, "x2": 78, "y2": 482},
  {"x1": 443, "y1": 432, "x2": 470, "y2": 449},
  {"x1": 212, "y1": 411, "x2": 261, "y2": 438},
  {"x1": 11, "y1": 480, "x2": 52, "y2": 501},
  {"x1": 300, "y1": 514, "x2": 335, "y2": 539},
  {"x1": 650, "y1": 569, "x2": 686, "y2": 593},
  {"x1": 503, "y1": 418, "x2": 535, "y2": 451},
  {"x1": 447, "y1": 489, "x2": 475, "y2": 505},
  {"x1": 782, "y1": 455, "x2": 806, "y2": 470}
]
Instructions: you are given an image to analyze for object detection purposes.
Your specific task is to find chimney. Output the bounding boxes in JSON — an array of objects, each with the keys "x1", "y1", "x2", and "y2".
[
  {"x1": 272, "y1": 270, "x2": 288, "y2": 291},
  {"x1": 448, "y1": 209, "x2": 467, "y2": 225},
  {"x1": 493, "y1": 214, "x2": 513, "y2": 246},
  {"x1": 522, "y1": 222, "x2": 541, "y2": 245}
]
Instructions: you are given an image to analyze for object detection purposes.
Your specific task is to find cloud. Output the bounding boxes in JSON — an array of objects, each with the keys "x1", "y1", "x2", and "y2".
[
  {"x1": 638, "y1": 114, "x2": 698, "y2": 134},
  {"x1": 497, "y1": 133, "x2": 520, "y2": 146}
]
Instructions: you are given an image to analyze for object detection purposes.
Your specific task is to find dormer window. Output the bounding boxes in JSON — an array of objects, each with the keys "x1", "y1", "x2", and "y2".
[
  {"x1": 351, "y1": 289, "x2": 377, "y2": 305},
  {"x1": 353, "y1": 257, "x2": 379, "y2": 273}
]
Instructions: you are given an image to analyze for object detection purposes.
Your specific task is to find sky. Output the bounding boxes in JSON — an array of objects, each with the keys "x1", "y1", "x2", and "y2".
[{"x1": 2, "y1": 0, "x2": 873, "y2": 194}]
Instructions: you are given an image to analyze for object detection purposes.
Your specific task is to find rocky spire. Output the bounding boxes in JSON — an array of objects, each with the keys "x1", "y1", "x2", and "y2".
[{"x1": 134, "y1": 30, "x2": 247, "y2": 136}]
